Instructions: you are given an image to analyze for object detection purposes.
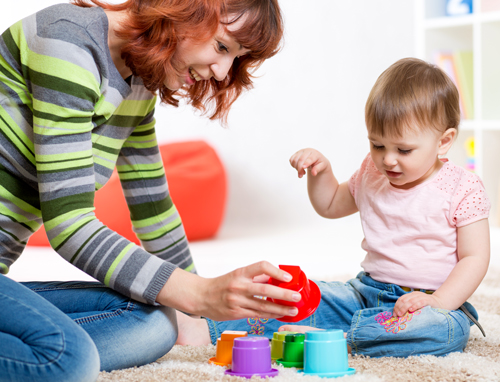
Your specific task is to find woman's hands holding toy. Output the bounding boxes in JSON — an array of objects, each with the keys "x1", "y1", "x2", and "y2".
[
  {"x1": 393, "y1": 292, "x2": 441, "y2": 317},
  {"x1": 289, "y1": 148, "x2": 330, "y2": 178},
  {"x1": 158, "y1": 261, "x2": 301, "y2": 321}
]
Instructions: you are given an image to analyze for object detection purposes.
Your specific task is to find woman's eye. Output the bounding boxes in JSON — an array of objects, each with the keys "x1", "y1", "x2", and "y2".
[
  {"x1": 217, "y1": 41, "x2": 229, "y2": 53},
  {"x1": 399, "y1": 149, "x2": 412, "y2": 155}
]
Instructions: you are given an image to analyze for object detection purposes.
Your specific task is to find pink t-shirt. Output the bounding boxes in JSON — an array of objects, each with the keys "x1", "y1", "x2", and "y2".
[{"x1": 348, "y1": 154, "x2": 490, "y2": 290}]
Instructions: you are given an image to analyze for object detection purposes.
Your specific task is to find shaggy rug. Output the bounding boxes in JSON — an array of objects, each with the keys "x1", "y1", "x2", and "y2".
[{"x1": 97, "y1": 267, "x2": 500, "y2": 382}]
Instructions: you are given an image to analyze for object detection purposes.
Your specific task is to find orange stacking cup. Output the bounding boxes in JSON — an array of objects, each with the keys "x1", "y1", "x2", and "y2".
[{"x1": 208, "y1": 331, "x2": 248, "y2": 366}]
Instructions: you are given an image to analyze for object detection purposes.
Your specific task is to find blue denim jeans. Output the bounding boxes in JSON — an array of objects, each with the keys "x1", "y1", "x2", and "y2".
[
  {"x1": 0, "y1": 276, "x2": 178, "y2": 382},
  {"x1": 206, "y1": 272, "x2": 478, "y2": 358}
]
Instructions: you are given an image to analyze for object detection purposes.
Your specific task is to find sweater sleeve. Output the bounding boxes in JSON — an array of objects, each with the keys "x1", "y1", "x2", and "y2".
[
  {"x1": 117, "y1": 109, "x2": 196, "y2": 273},
  {"x1": 21, "y1": 14, "x2": 186, "y2": 304}
]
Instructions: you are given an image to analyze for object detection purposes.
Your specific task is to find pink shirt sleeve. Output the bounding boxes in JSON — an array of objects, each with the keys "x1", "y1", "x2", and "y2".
[
  {"x1": 451, "y1": 170, "x2": 490, "y2": 227},
  {"x1": 348, "y1": 154, "x2": 372, "y2": 199}
]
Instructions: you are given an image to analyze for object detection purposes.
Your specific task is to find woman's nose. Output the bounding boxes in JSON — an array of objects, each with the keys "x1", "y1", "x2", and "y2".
[{"x1": 210, "y1": 56, "x2": 234, "y2": 81}]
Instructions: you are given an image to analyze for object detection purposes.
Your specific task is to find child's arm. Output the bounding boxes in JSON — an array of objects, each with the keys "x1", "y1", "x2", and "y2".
[
  {"x1": 393, "y1": 218, "x2": 490, "y2": 317},
  {"x1": 289, "y1": 148, "x2": 358, "y2": 218}
]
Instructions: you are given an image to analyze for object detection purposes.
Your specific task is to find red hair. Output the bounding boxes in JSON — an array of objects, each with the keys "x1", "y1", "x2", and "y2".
[{"x1": 71, "y1": 0, "x2": 284, "y2": 123}]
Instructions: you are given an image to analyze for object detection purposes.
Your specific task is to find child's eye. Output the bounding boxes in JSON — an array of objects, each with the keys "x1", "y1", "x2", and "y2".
[
  {"x1": 399, "y1": 149, "x2": 412, "y2": 155},
  {"x1": 372, "y1": 144, "x2": 384, "y2": 150},
  {"x1": 217, "y1": 41, "x2": 229, "y2": 53}
]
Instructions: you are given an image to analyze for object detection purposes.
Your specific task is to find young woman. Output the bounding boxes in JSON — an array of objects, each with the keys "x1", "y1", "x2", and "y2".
[{"x1": 0, "y1": 1, "x2": 297, "y2": 381}]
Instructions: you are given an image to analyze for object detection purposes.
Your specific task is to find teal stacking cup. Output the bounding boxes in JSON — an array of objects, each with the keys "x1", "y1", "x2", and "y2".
[{"x1": 300, "y1": 330, "x2": 355, "y2": 378}]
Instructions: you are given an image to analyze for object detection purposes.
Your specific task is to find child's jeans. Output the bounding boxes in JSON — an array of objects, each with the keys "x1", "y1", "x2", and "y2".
[
  {"x1": 0, "y1": 275, "x2": 177, "y2": 382},
  {"x1": 205, "y1": 272, "x2": 478, "y2": 358}
]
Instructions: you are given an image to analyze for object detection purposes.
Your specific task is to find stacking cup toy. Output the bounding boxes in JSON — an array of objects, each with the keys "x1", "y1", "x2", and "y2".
[
  {"x1": 299, "y1": 330, "x2": 355, "y2": 378},
  {"x1": 267, "y1": 265, "x2": 321, "y2": 322},
  {"x1": 276, "y1": 333, "x2": 305, "y2": 368},
  {"x1": 208, "y1": 331, "x2": 247, "y2": 366},
  {"x1": 270, "y1": 331, "x2": 297, "y2": 362},
  {"x1": 225, "y1": 337, "x2": 279, "y2": 378}
]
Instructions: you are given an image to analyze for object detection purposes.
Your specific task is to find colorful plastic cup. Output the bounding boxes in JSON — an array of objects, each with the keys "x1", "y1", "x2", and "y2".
[
  {"x1": 276, "y1": 333, "x2": 305, "y2": 368},
  {"x1": 267, "y1": 265, "x2": 321, "y2": 322},
  {"x1": 299, "y1": 330, "x2": 355, "y2": 378},
  {"x1": 270, "y1": 331, "x2": 297, "y2": 362},
  {"x1": 225, "y1": 337, "x2": 279, "y2": 378},
  {"x1": 208, "y1": 331, "x2": 247, "y2": 366}
]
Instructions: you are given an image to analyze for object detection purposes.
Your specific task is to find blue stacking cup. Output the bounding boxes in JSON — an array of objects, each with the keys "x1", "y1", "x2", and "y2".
[{"x1": 300, "y1": 330, "x2": 355, "y2": 378}]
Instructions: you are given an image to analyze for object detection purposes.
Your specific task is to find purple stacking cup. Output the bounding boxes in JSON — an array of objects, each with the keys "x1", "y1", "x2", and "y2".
[{"x1": 225, "y1": 337, "x2": 278, "y2": 378}]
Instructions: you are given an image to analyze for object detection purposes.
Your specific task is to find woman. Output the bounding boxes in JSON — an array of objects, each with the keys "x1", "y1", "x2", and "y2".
[{"x1": 0, "y1": 1, "x2": 296, "y2": 381}]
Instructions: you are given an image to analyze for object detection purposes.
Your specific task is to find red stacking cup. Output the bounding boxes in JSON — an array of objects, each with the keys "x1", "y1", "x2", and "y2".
[{"x1": 267, "y1": 265, "x2": 321, "y2": 322}]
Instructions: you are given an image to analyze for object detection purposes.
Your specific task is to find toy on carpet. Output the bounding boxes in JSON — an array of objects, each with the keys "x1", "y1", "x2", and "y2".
[
  {"x1": 208, "y1": 331, "x2": 247, "y2": 366},
  {"x1": 267, "y1": 265, "x2": 321, "y2": 322},
  {"x1": 276, "y1": 333, "x2": 305, "y2": 369},
  {"x1": 299, "y1": 330, "x2": 356, "y2": 378},
  {"x1": 270, "y1": 331, "x2": 297, "y2": 362},
  {"x1": 225, "y1": 337, "x2": 279, "y2": 378}
]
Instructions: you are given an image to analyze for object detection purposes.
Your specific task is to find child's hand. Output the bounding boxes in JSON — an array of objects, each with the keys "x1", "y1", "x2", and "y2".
[
  {"x1": 289, "y1": 148, "x2": 329, "y2": 178},
  {"x1": 393, "y1": 292, "x2": 440, "y2": 317}
]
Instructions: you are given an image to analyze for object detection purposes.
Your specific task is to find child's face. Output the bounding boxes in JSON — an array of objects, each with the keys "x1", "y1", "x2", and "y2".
[{"x1": 368, "y1": 126, "x2": 452, "y2": 190}]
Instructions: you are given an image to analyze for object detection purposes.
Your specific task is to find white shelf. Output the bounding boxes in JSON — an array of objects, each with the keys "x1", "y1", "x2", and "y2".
[{"x1": 416, "y1": 0, "x2": 500, "y2": 225}]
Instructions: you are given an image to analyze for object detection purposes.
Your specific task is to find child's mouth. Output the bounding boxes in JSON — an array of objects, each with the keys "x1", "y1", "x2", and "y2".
[{"x1": 386, "y1": 170, "x2": 402, "y2": 178}]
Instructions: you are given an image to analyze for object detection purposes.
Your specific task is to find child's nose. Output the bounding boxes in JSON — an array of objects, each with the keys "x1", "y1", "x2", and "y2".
[{"x1": 383, "y1": 153, "x2": 397, "y2": 167}]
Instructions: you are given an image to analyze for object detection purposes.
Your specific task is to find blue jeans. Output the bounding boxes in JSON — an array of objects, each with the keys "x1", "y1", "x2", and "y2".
[
  {"x1": 0, "y1": 275, "x2": 177, "y2": 382},
  {"x1": 206, "y1": 272, "x2": 478, "y2": 358}
]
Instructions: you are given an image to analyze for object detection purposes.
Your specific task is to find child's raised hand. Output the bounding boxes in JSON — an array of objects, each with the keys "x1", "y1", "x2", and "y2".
[
  {"x1": 393, "y1": 291, "x2": 440, "y2": 317},
  {"x1": 289, "y1": 148, "x2": 329, "y2": 178}
]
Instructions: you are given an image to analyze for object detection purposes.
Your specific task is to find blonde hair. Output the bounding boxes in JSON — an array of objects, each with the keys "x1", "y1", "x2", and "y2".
[{"x1": 365, "y1": 57, "x2": 460, "y2": 137}]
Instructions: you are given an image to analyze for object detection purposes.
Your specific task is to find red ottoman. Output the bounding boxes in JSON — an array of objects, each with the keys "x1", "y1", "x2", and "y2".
[{"x1": 28, "y1": 140, "x2": 227, "y2": 246}]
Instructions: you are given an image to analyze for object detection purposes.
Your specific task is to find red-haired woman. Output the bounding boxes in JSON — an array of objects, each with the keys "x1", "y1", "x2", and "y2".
[{"x1": 0, "y1": 1, "x2": 295, "y2": 380}]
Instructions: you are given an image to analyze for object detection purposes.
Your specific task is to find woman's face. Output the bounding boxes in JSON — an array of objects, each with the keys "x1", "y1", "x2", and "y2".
[{"x1": 165, "y1": 16, "x2": 251, "y2": 91}]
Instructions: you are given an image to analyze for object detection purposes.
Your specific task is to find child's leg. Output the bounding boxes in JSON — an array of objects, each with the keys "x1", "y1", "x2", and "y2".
[
  {"x1": 346, "y1": 305, "x2": 472, "y2": 357},
  {"x1": 199, "y1": 278, "x2": 366, "y2": 345},
  {"x1": 344, "y1": 273, "x2": 478, "y2": 357}
]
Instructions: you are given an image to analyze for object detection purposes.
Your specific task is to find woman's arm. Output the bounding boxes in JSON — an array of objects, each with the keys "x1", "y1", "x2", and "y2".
[{"x1": 156, "y1": 261, "x2": 302, "y2": 321}]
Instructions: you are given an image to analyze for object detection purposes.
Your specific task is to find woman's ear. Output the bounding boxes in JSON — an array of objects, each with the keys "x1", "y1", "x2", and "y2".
[{"x1": 438, "y1": 128, "x2": 457, "y2": 155}]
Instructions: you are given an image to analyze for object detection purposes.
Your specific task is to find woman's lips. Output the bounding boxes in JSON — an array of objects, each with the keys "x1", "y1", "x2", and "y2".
[{"x1": 386, "y1": 170, "x2": 402, "y2": 178}]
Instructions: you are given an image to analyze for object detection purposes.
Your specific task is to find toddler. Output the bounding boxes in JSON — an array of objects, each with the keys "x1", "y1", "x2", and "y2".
[{"x1": 176, "y1": 57, "x2": 490, "y2": 358}]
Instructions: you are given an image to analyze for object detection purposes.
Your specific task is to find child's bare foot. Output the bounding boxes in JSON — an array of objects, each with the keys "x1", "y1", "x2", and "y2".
[
  {"x1": 278, "y1": 325, "x2": 351, "y2": 353},
  {"x1": 175, "y1": 311, "x2": 211, "y2": 346},
  {"x1": 278, "y1": 325, "x2": 322, "y2": 333}
]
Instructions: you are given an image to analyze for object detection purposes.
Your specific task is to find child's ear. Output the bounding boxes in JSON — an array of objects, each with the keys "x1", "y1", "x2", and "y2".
[{"x1": 438, "y1": 128, "x2": 457, "y2": 155}]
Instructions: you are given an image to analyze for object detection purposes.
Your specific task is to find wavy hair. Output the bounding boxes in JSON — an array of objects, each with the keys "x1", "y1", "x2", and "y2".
[{"x1": 71, "y1": 0, "x2": 284, "y2": 123}]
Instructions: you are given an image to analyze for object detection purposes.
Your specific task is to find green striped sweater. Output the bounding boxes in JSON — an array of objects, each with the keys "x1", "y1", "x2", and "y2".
[{"x1": 0, "y1": 3, "x2": 195, "y2": 304}]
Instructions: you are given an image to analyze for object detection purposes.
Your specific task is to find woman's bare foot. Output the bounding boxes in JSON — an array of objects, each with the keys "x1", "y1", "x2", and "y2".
[{"x1": 175, "y1": 311, "x2": 211, "y2": 346}]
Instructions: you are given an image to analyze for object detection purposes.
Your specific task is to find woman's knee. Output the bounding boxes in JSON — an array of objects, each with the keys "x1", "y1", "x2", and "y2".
[{"x1": 95, "y1": 303, "x2": 178, "y2": 371}]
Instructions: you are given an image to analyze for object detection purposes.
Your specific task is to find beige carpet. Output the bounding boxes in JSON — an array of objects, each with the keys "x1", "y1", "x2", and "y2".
[{"x1": 97, "y1": 268, "x2": 500, "y2": 382}]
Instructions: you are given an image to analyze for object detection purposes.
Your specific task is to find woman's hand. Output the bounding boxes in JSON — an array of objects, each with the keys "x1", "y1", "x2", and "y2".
[
  {"x1": 156, "y1": 261, "x2": 302, "y2": 321},
  {"x1": 289, "y1": 148, "x2": 330, "y2": 178},
  {"x1": 393, "y1": 292, "x2": 441, "y2": 317}
]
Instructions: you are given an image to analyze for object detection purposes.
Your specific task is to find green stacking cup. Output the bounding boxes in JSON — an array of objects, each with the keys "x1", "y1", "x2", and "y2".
[
  {"x1": 271, "y1": 331, "x2": 297, "y2": 362},
  {"x1": 276, "y1": 333, "x2": 305, "y2": 369}
]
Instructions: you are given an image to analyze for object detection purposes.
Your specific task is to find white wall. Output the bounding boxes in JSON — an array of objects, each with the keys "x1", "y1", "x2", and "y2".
[{"x1": 1, "y1": 1, "x2": 416, "y2": 238}]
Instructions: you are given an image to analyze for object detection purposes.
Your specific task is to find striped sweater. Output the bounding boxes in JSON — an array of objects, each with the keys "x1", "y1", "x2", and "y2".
[{"x1": 0, "y1": 3, "x2": 195, "y2": 304}]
